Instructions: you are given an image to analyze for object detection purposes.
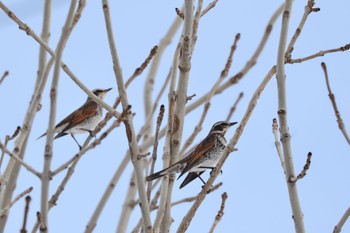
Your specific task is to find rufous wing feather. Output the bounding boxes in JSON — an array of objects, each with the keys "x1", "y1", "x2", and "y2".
[{"x1": 177, "y1": 138, "x2": 215, "y2": 179}]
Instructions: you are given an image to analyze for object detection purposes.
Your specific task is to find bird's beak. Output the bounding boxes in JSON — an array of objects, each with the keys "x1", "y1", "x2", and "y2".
[
  {"x1": 229, "y1": 122, "x2": 238, "y2": 126},
  {"x1": 104, "y1": 88, "x2": 112, "y2": 93}
]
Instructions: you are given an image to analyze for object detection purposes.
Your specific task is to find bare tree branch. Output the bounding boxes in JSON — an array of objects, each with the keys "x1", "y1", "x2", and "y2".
[
  {"x1": 290, "y1": 152, "x2": 312, "y2": 183},
  {"x1": 285, "y1": 0, "x2": 319, "y2": 60},
  {"x1": 162, "y1": 1, "x2": 195, "y2": 231},
  {"x1": 226, "y1": 92, "x2": 244, "y2": 122},
  {"x1": 321, "y1": 62, "x2": 350, "y2": 146},
  {"x1": 101, "y1": 1, "x2": 152, "y2": 231},
  {"x1": 287, "y1": 44, "x2": 350, "y2": 64},
  {"x1": 147, "y1": 105, "x2": 165, "y2": 202},
  {"x1": 20, "y1": 195, "x2": 31, "y2": 233},
  {"x1": 0, "y1": 141, "x2": 41, "y2": 178},
  {"x1": 276, "y1": 1, "x2": 305, "y2": 232},
  {"x1": 0, "y1": 187, "x2": 33, "y2": 217},
  {"x1": 201, "y1": 0, "x2": 219, "y2": 17},
  {"x1": 209, "y1": 192, "x2": 228, "y2": 233},
  {"x1": 333, "y1": 207, "x2": 350, "y2": 233},
  {"x1": 0, "y1": 126, "x2": 20, "y2": 171}
]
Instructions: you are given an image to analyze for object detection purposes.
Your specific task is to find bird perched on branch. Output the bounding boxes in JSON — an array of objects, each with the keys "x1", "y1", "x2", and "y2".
[
  {"x1": 146, "y1": 121, "x2": 237, "y2": 189},
  {"x1": 37, "y1": 88, "x2": 112, "y2": 149}
]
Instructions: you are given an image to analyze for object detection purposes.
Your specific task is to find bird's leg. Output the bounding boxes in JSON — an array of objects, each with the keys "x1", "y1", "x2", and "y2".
[
  {"x1": 70, "y1": 134, "x2": 82, "y2": 150},
  {"x1": 198, "y1": 174, "x2": 214, "y2": 194},
  {"x1": 198, "y1": 175, "x2": 206, "y2": 186}
]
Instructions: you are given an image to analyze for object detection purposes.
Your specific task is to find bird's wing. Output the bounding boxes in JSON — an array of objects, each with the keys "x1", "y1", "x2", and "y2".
[
  {"x1": 178, "y1": 137, "x2": 215, "y2": 178},
  {"x1": 56, "y1": 101, "x2": 97, "y2": 134}
]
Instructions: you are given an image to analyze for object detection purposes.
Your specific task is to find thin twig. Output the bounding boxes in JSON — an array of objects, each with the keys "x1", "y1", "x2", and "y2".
[
  {"x1": 0, "y1": 71, "x2": 9, "y2": 86},
  {"x1": 226, "y1": 92, "x2": 244, "y2": 122},
  {"x1": 0, "y1": 126, "x2": 21, "y2": 171},
  {"x1": 147, "y1": 105, "x2": 165, "y2": 202},
  {"x1": 0, "y1": 187, "x2": 33, "y2": 217},
  {"x1": 209, "y1": 192, "x2": 228, "y2": 233},
  {"x1": 71, "y1": 0, "x2": 86, "y2": 29},
  {"x1": 0, "y1": 140, "x2": 41, "y2": 178},
  {"x1": 201, "y1": 0, "x2": 219, "y2": 17},
  {"x1": 321, "y1": 62, "x2": 350, "y2": 145},
  {"x1": 290, "y1": 152, "x2": 312, "y2": 183},
  {"x1": 102, "y1": 1, "x2": 152, "y2": 231},
  {"x1": 333, "y1": 207, "x2": 350, "y2": 233},
  {"x1": 20, "y1": 196, "x2": 31, "y2": 233},
  {"x1": 175, "y1": 8, "x2": 184, "y2": 19},
  {"x1": 285, "y1": 0, "x2": 319, "y2": 60},
  {"x1": 287, "y1": 44, "x2": 350, "y2": 64},
  {"x1": 129, "y1": 45, "x2": 158, "y2": 86},
  {"x1": 272, "y1": 118, "x2": 286, "y2": 174}
]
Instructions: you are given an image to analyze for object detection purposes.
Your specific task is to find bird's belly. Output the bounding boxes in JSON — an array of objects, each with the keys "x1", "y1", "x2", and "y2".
[
  {"x1": 188, "y1": 149, "x2": 224, "y2": 173},
  {"x1": 64, "y1": 115, "x2": 102, "y2": 135}
]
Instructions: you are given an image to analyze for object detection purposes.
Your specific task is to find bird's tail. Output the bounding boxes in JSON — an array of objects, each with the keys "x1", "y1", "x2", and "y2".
[
  {"x1": 146, "y1": 162, "x2": 184, "y2": 181},
  {"x1": 146, "y1": 169, "x2": 168, "y2": 181},
  {"x1": 36, "y1": 131, "x2": 65, "y2": 140},
  {"x1": 36, "y1": 133, "x2": 47, "y2": 140},
  {"x1": 179, "y1": 171, "x2": 204, "y2": 189}
]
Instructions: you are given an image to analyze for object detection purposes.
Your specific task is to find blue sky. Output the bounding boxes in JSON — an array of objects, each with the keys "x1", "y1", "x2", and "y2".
[{"x1": 1, "y1": 0, "x2": 350, "y2": 232}]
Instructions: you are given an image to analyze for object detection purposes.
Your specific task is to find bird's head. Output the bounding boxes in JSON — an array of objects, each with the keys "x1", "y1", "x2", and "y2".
[
  {"x1": 209, "y1": 121, "x2": 237, "y2": 135},
  {"x1": 91, "y1": 88, "x2": 112, "y2": 100}
]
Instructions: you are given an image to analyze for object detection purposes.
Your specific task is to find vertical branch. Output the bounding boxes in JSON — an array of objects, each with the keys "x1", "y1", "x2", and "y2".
[
  {"x1": 101, "y1": 1, "x2": 152, "y2": 231},
  {"x1": 147, "y1": 105, "x2": 165, "y2": 201},
  {"x1": 116, "y1": 171, "x2": 137, "y2": 233},
  {"x1": 143, "y1": 11, "x2": 183, "y2": 140},
  {"x1": 161, "y1": 0, "x2": 194, "y2": 231},
  {"x1": 35, "y1": 0, "x2": 52, "y2": 92},
  {"x1": 0, "y1": 3, "x2": 54, "y2": 231},
  {"x1": 209, "y1": 192, "x2": 228, "y2": 233},
  {"x1": 41, "y1": 0, "x2": 78, "y2": 231},
  {"x1": 20, "y1": 196, "x2": 31, "y2": 233},
  {"x1": 276, "y1": 1, "x2": 305, "y2": 233},
  {"x1": 153, "y1": 44, "x2": 180, "y2": 233}
]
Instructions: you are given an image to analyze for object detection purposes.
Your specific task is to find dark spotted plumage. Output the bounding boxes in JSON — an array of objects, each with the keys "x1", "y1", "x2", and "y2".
[{"x1": 146, "y1": 121, "x2": 237, "y2": 189}]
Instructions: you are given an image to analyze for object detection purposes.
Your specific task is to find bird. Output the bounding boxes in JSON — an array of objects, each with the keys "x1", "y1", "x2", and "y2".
[
  {"x1": 37, "y1": 88, "x2": 112, "y2": 149},
  {"x1": 146, "y1": 121, "x2": 237, "y2": 189}
]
